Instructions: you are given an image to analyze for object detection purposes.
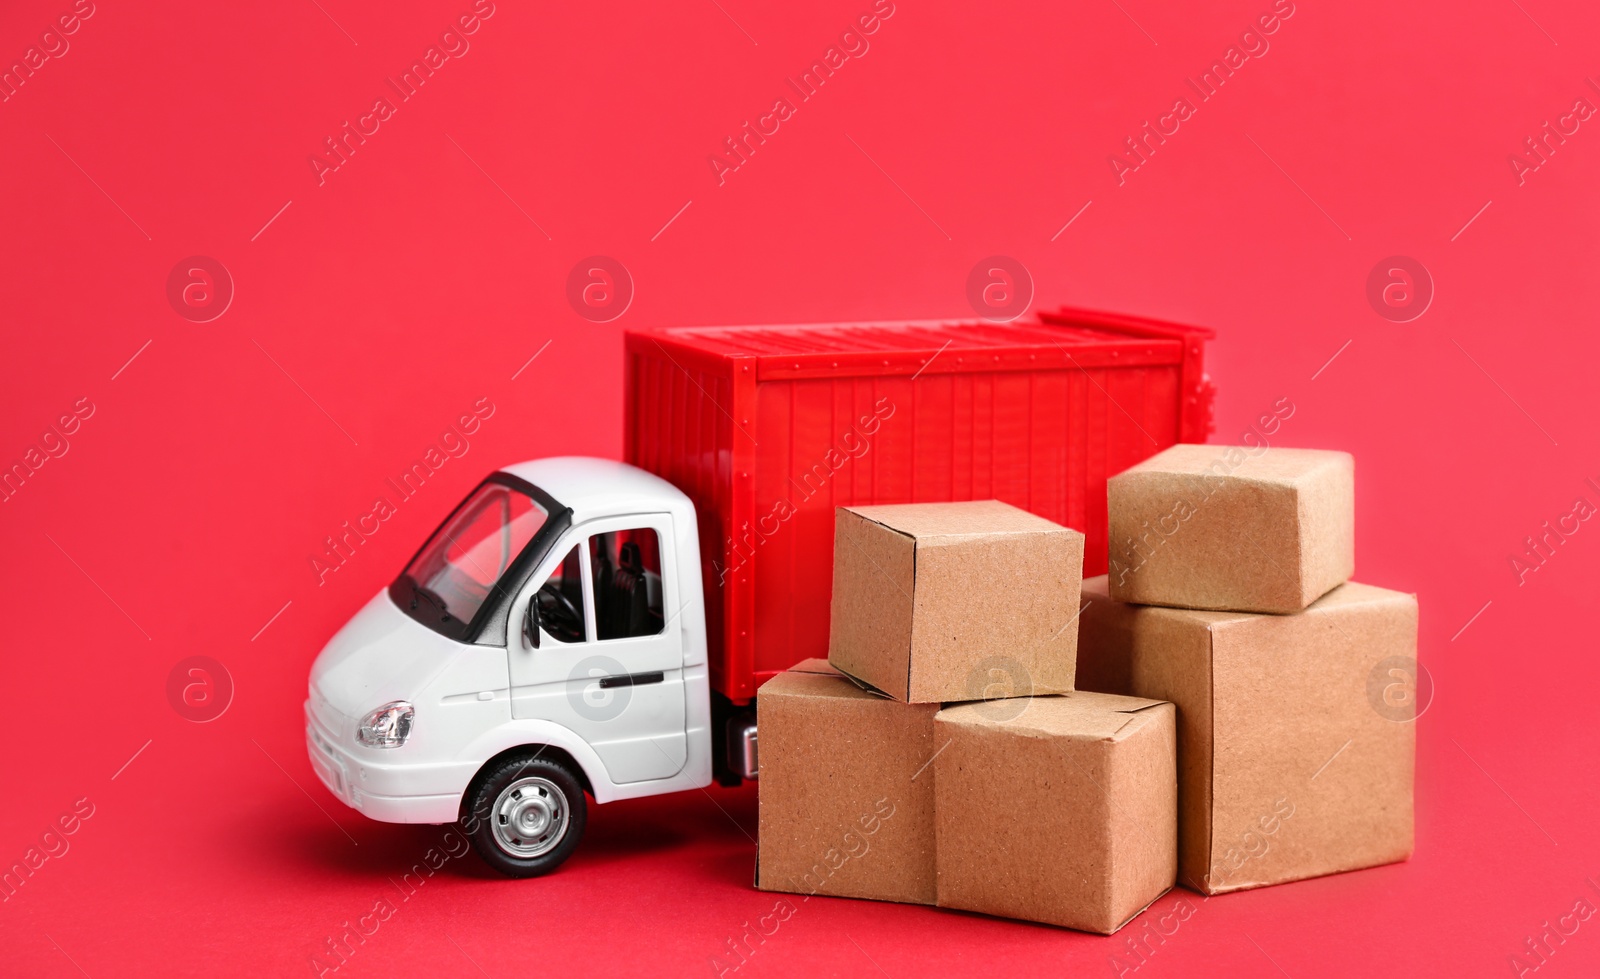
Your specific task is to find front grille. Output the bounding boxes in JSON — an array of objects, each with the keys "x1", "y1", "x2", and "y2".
[{"x1": 306, "y1": 716, "x2": 351, "y2": 803}]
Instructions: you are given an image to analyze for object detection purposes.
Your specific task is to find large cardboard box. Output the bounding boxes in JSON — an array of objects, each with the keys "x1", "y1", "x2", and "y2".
[
  {"x1": 828, "y1": 500, "x2": 1085, "y2": 703},
  {"x1": 755, "y1": 660, "x2": 938, "y2": 905},
  {"x1": 1075, "y1": 575, "x2": 1417, "y2": 895},
  {"x1": 934, "y1": 692, "x2": 1177, "y2": 934},
  {"x1": 1107, "y1": 444, "x2": 1355, "y2": 613}
]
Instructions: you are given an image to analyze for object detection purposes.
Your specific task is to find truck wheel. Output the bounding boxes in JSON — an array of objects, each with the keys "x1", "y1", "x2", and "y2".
[{"x1": 463, "y1": 753, "x2": 587, "y2": 878}]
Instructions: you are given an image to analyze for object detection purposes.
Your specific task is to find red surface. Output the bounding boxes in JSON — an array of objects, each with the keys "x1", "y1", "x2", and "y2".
[
  {"x1": 626, "y1": 312, "x2": 1211, "y2": 702},
  {"x1": 2, "y1": 0, "x2": 1599, "y2": 976}
]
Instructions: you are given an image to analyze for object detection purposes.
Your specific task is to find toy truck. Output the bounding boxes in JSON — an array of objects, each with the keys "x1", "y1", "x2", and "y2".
[{"x1": 305, "y1": 307, "x2": 1214, "y2": 876}]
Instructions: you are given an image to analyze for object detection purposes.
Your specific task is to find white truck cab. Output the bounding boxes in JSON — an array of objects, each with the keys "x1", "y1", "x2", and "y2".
[{"x1": 305, "y1": 457, "x2": 714, "y2": 875}]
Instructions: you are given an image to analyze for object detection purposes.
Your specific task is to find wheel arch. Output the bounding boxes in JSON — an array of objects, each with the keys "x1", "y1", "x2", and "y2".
[
  {"x1": 460, "y1": 743, "x2": 595, "y2": 822},
  {"x1": 455, "y1": 719, "x2": 620, "y2": 806}
]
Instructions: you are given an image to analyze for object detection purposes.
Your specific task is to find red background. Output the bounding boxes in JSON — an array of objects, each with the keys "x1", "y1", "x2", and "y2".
[{"x1": 3, "y1": 0, "x2": 1598, "y2": 976}]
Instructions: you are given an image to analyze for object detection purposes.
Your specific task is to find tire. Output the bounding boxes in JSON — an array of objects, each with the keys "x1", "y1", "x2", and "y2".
[{"x1": 462, "y1": 752, "x2": 587, "y2": 878}]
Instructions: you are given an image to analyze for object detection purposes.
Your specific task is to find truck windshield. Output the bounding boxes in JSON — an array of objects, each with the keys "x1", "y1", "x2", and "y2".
[{"x1": 392, "y1": 476, "x2": 555, "y2": 642}]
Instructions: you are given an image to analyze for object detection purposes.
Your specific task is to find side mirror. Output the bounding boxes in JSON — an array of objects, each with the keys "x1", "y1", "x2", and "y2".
[{"x1": 522, "y1": 597, "x2": 541, "y2": 649}]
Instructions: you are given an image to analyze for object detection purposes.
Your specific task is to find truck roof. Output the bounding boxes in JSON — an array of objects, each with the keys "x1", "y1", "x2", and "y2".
[
  {"x1": 500, "y1": 456, "x2": 693, "y2": 524},
  {"x1": 628, "y1": 306, "x2": 1214, "y2": 381}
]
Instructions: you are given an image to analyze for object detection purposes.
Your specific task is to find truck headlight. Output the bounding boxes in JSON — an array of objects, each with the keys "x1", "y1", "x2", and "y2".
[{"x1": 357, "y1": 701, "x2": 414, "y2": 748}]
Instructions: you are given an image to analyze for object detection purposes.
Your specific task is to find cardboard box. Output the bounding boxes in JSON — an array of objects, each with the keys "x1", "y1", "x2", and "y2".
[
  {"x1": 828, "y1": 500, "x2": 1085, "y2": 703},
  {"x1": 1107, "y1": 444, "x2": 1355, "y2": 613},
  {"x1": 1075, "y1": 575, "x2": 1417, "y2": 895},
  {"x1": 755, "y1": 660, "x2": 938, "y2": 905},
  {"x1": 934, "y1": 692, "x2": 1177, "y2": 934}
]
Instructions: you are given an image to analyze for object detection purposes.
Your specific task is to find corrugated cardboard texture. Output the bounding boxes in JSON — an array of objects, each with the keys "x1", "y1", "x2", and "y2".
[
  {"x1": 1074, "y1": 593, "x2": 1218, "y2": 895},
  {"x1": 934, "y1": 692, "x2": 1177, "y2": 934},
  {"x1": 1107, "y1": 444, "x2": 1355, "y2": 613},
  {"x1": 829, "y1": 506, "x2": 917, "y2": 696},
  {"x1": 755, "y1": 660, "x2": 939, "y2": 905},
  {"x1": 829, "y1": 500, "x2": 1085, "y2": 703},
  {"x1": 1076, "y1": 575, "x2": 1416, "y2": 895}
]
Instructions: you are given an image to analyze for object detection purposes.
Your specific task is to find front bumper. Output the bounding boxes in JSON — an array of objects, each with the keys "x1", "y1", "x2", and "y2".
[{"x1": 305, "y1": 701, "x2": 463, "y2": 824}]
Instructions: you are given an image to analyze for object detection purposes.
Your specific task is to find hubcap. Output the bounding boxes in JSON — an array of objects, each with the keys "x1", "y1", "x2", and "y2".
[{"x1": 491, "y1": 776, "x2": 569, "y2": 858}]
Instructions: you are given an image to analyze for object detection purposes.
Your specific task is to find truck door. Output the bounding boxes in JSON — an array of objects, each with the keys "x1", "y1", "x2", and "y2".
[{"x1": 507, "y1": 514, "x2": 687, "y2": 784}]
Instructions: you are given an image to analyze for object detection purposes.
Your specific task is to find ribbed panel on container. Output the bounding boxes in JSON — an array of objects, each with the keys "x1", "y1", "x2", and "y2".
[{"x1": 625, "y1": 311, "x2": 1210, "y2": 702}]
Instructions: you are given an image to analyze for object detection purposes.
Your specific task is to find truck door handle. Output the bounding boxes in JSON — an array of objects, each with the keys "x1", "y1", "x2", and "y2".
[{"x1": 598, "y1": 671, "x2": 664, "y2": 689}]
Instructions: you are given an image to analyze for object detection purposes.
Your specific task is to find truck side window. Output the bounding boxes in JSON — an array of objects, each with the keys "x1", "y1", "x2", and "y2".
[
  {"x1": 534, "y1": 545, "x2": 586, "y2": 644},
  {"x1": 589, "y1": 528, "x2": 665, "y2": 640}
]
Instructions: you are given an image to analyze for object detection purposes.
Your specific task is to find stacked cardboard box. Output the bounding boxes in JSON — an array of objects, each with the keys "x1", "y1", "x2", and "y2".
[
  {"x1": 758, "y1": 500, "x2": 1178, "y2": 934},
  {"x1": 756, "y1": 658, "x2": 939, "y2": 906},
  {"x1": 1080, "y1": 444, "x2": 1417, "y2": 894},
  {"x1": 756, "y1": 447, "x2": 1418, "y2": 931}
]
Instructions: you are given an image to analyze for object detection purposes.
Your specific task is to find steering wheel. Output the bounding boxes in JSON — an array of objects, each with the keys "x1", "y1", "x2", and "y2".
[{"x1": 536, "y1": 587, "x2": 582, "y2": 637}]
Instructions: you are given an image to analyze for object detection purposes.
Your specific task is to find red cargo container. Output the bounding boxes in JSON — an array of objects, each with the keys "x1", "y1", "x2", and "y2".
[{"x1": 623, "y1": 307, "x2": 1214, "y2": 705}]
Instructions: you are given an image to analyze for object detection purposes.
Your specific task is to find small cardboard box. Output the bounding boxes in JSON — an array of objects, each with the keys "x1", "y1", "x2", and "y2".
[
  {"x1": 828, "y1": 500, "x2": 1085, "y2": 703},
  {"x1": 1075, "y1": 575, "x2": 1417, "y2": 895},
  {"x1": 934, "y1": 692, "x2": 1177, "y2": 934},
  {"x1": 755, "y1": 660, "x2": 938, "y2": 905},
  {"x1": 1107, "y1": 444, "x2": 1355, "y2": 613}
]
